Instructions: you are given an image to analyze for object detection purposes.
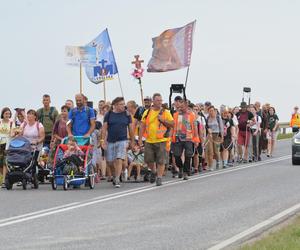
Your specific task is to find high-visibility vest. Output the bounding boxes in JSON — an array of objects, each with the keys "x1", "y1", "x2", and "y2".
[
  {"x1": 290, "y1": 113, "x2": 300, "y2": 127},
  {"x1": 172, "y1": 111, "x2": 200, "y2": 143},
  {"x1": 143, "y1": 109, "x2": 168, "y2": 139}
]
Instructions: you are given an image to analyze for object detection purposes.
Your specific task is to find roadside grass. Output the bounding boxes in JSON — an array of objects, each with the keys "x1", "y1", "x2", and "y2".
[
  {"x1": 277, "y1": 133, "x2": 293, "y2": 140},
  {"x1": 241, "y1": 216, "x2": 300, "y2": 250}
]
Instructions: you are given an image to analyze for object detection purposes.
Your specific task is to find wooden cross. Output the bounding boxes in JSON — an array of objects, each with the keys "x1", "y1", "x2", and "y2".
[{"x1": 131, "y1": 55, "x2": 144, "y2": 69}]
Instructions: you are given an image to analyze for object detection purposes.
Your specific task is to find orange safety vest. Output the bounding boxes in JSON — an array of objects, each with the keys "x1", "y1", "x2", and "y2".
[
  {"x1": 143, "y1": 109, "x2": 168, "y2": 139},
  {"x1": 172, "y1": 111, "x2": 200, "y2": 143},
  {"x1": 290, "y1": 113, "x2": 300, "y2": 127}
]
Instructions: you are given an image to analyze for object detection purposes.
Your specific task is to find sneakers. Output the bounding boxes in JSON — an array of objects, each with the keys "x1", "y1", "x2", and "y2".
[
  {"x1": 178, "y1": 169, "x2": 183, "y2": 179},
  {"x1": 150, "y1": 172, "x2": 156, "y2": 183},
  {"x1": 183, "y1": 173, "x2": 188, "y2": 180},
  {"x1": 156, "y1": 177, "x2": 162, "y2": 186},
  {"x1": 115, "y1": 181, "x2": 120, "y2": 188},
  {"x1": 1, "y1": 183, "x2": 6, "y2": 189}
]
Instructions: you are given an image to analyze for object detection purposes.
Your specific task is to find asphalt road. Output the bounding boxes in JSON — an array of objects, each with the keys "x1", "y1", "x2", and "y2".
[{"x1": 0, "y1": 139, "x2": 297, "y2": 250}]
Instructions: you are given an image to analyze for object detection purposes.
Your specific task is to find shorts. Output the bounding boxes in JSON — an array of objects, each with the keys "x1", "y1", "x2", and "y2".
[
  {"x1": 92, "y1": 147, "x2": 102, "y2": 165},
  {"x1": 106, "y1": 140, "x2": 127, "y2": 162},
  {"x1": 238, "y1": 131, "x2": 250, "y2": 146},
  {"x1": 267, "y1": 131, "x2": 278, "y2": 140},
  {"x1": 220, "y1": 137, "x2": 233, "y2": 151},
  {"x1": 172, "y1": 141, "x2": 194, "y2": 158},
  {"x1": 144, "y1": 142, "x2": 167, "y2": 165},
  {"x1": 195, "y1": 143, "x2": 203, "y2": 156}
]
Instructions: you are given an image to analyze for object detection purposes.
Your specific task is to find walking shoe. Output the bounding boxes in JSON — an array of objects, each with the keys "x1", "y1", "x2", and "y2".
[
  {"x1": 243, "y1": 159, "x2": 248, "y2": 163},
  {"x1": 1, "y1": 183, "x2": 6, "y2": 188},
  {"x1": 150, "y1": 172, "x2": 156, "y2": 183},
  {"x1": 115, "y1": 180, "x2": 121, "y2": 188},
  {"x1": 178, "y1": 170, "x2": 183, "y2": 179},
  {"x1": 156, "y1": 177, "x2": 162, "y2": 186},
  {"x1": 258, "y1": 156, "x2": 262, "y2": 161},
  {"x1": 183, "y1": 173, "x2": 189, "y2": 180},
  {"x1": 227, "y1": 162, "x2": 234, "y2": 167}
]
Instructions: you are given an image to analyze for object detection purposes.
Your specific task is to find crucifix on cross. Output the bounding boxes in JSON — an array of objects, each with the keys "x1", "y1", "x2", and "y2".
[
  {"x1": 131, "y1": 55, "x2": 144, "y2": 69},
  {"x1": 99, "y1": 59, "x2": 107, "y2": 76}
]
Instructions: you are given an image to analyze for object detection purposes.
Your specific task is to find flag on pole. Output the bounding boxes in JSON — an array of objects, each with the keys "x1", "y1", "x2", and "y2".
[
  {"x1": 85, "y1": 28, "x2": 118, "y2": 84},
  {"x1": 147, "y1": 21, "x2": 196, "y2": 73}
]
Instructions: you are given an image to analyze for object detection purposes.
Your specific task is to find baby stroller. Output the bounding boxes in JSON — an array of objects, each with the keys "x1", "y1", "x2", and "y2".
[
  {"x1": 49, "y1": 136, "x2": 96, "y2": 190},
  {"x1": 5, "y1": 137, "x2": 39, "y2": 190}
]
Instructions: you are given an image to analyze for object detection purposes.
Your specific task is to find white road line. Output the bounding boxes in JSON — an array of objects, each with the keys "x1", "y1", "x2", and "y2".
[
  {"x1": 208, "y1": 202, "x2": 300, "y2": 250},
  {"x1": 0, "y1": 155, "x2": 291, "y2": 228}
]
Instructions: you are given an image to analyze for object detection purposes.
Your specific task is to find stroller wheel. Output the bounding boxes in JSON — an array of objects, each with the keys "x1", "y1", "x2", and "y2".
[
  {"x1": 22, "y1": 179, "x2": 27, "y2": 190},
  {"x1": 63, "y1": 176, "x2": 68, "y2": 191},
  {"x1": 51, "y1": 177, "x2": 57, "y2": 190},
  {"x1": 89, "y1": 175, "x2": 95, "y2": 189},
  {"x1": 32, "y1": 174, "x2": 39, "y2": 189},
  {"x1": 5, "y1": 178, "x2": 12, "y2": 190}
]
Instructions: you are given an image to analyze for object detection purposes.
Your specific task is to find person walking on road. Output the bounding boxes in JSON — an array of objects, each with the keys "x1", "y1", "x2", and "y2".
[
  {"x1": 37, "y1": 94, "x2": 58, "y2": 147},
  {"x1": 66, "y1": 94, "x2": 96, "y2": 138},
  {"x1": 100, "y1": 97, "x2": 135, "y2": 188},
  {"x1": 171, "y1": 100, "x2": 199, "y2": 180},
  {"x1": 267, "y1": 107, "x2": 279, "y2": 157},
  {"x1": 236, "y1": 102, "x2": 255, "y2": 163},
  {"x1": 290, "y1": 106, "x2": 300, "y2": 134},
  {"x1": 139, "y1": 93, "x2": 174, "y2": 186}
]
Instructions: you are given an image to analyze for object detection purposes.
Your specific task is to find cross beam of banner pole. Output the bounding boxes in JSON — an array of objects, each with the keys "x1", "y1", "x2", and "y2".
[{"x1": 131, "y1": 55, "x2": 145, "y2": 106}]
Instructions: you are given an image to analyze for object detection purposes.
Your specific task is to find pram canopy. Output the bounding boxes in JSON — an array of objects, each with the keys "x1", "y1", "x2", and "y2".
[{"x1": 7, "y1": 136, "x2": 32, "y2": 166}]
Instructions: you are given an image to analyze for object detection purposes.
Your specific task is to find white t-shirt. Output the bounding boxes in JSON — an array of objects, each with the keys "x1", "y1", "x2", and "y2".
[
  {"x1": 250, "y1": 115, "x2": 262, "y2": 130},
  {"x1": 232, "y1": 115, "x2": 239, "y2": 127},
  {"x1": 0, "y1": 119, "x2": 15, "y2": 149},
  {"x1": 21, "y1": 122, "x2": 44, "y2": 150}
]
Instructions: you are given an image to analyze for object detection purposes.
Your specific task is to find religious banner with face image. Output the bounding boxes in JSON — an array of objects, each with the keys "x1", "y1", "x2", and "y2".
[{"x1": 147, "y1": 21, "x2": 196, "y2": 72}]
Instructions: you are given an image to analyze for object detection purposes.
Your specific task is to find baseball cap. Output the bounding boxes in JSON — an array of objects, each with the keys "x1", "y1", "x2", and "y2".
[{"x1": 143, "y1": 96, "x2": 152, "y2": 101}]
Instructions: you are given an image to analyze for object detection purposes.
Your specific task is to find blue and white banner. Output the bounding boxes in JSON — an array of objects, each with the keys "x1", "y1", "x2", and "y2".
[{"x1": 85, "y1": 29, "x2": 118, "y2": 84}]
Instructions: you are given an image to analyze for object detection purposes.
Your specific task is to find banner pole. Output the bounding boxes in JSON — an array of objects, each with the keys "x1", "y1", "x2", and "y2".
[
  {"x1": 184, "y1": 66, "x2": 190, "y2": 89},
  {"x1": 80, "y1": 62, "x2": 83, "y2": 94},
  {"x1": 139, "y1": 79, "x2": 144, "y2": 106},
  {"x1": 117, "y1": 73, "x2": 124, "y2": 98}
]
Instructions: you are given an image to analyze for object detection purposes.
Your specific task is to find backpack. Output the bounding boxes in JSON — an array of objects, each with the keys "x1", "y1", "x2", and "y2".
[
  {"x1": 38, "y1": 107, "x2": 56, "y2": 124},
  {"x1": 205, "y1": 114, "x2": 222, "y2": 135},
  {"x1": 71, "y1": 107, "x2": 92, "y2": 124}
]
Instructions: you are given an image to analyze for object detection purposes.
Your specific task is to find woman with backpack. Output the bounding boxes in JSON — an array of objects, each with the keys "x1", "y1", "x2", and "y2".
[
  {"x1": 205, "y1": 106, "x2": 224, "y2": 171},
  {"x1": 0, "y1": 107, "x2": 15, "y2": 188}
]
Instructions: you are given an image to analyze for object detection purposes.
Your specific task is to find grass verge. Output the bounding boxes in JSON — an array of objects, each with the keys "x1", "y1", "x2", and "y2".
[
  {"x1": 241, "y1": 215, "x2": 300, "y2": 250},
  {"x1": 277, "y1": 133, "x2": 293, "y2": 140}
]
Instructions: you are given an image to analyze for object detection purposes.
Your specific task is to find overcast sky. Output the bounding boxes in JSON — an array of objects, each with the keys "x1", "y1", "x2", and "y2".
[{"x1": 1, "y1": 0, "x2": 299, "y2": 121}]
